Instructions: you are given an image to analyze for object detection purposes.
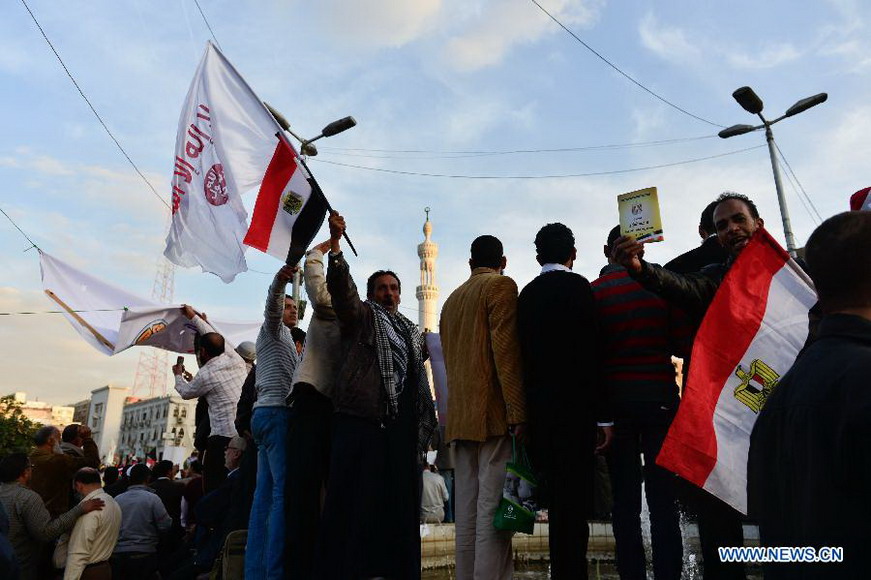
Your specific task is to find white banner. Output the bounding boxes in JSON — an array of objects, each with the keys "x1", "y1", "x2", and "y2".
[
  {"x1": 164, "y1": 41, "x2": 283, "y2": 283},
  {"x1": 40, "y1": 251, "x2": 260, "y2": 356}
]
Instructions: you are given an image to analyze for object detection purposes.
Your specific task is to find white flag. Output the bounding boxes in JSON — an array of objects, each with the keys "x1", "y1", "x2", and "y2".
[
  {"x1": 164, "y1": 42, "x2": 283, "y2": 282},
  {"x1": 40, "y1": 251, "x2": 261, "y2": 355}
]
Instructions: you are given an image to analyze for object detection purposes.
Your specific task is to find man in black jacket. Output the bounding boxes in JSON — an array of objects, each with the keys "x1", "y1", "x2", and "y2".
[
  {"x1": 612, "y1": 192, "x2": 765, "y2": 579},
  {"x1": 664, "y1": 200, "x2": 729, "y2": 282},
  {"x1": 748, "y1": 211, "x2": 871, "y2": 579},
  {"x1": 517, "y1": 222, "x2": 612, "y2": 579}
]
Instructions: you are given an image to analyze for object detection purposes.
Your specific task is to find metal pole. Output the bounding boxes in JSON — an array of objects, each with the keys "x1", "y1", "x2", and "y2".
[{"x1": 764, "y1": 125, "x2": 797, "y2": 257}]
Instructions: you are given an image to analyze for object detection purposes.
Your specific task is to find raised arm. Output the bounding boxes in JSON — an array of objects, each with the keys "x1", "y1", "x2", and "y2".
[
  {"x1": 610, "y1": 235, "x2": 720, "y2": 319},
  {"x1": 325, "y1": 212, "x2": 365, "y2": 328},
  {"x1": 305, "y1": 240, "x2": 336, "y2": 319},
  {"x1": 263, "y1": 266, "x2": 295, "y2": 339}
]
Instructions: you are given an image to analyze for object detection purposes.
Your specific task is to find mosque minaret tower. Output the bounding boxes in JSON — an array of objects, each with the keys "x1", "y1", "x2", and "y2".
[{"x1": 416, "y1": 207, "x2": 439, "y2": 332}]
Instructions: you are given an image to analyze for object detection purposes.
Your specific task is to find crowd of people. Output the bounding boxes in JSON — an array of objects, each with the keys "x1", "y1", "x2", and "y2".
[{"x1": 1, "y1": 192, "x2": 868, "y2": 580}]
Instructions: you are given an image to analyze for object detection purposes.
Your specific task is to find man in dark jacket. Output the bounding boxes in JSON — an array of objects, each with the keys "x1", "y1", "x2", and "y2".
[
  {"x1": 748, "y1": 211, "x2": 871, "y2": 579},
  {"x1": 664, "y1": 200, "x2": 729, "y2": 279},
  {"x1": 612, "y1": 192, "x2": 766, "y2": 579},
  {"x1": 313, "y1": 211, "x2": 436, "y2": 580},
  {"x1": 517, "y1": 222, "x2": 612, "y2": 579},
  {"x1": 149, "y1": 460, "x2": 185, "y2": 543}
]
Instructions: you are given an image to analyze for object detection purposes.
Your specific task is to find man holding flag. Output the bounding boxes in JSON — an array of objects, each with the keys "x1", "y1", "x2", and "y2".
[{"x1": 612, "y1": 192, "x2": 817, "y2": 578}]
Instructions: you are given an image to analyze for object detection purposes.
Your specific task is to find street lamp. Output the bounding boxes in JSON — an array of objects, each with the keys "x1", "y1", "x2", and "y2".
[{"x1": 718, "y1": 86, "x2": 827, "y2": 257}]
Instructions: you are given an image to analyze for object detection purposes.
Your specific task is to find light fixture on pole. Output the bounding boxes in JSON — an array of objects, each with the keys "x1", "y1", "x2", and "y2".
[
  {"x1": 262, "y1": 103, "x2": 359, "y2": 312},
  {"x1": 718, "y1": 87, "x2": 827, "y2": 257}
]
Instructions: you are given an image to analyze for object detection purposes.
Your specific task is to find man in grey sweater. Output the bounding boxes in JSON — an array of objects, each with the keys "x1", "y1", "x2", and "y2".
[
  {"x1": 244, "y1": 263, "x2": 300, "y2": 580},
  {"x1": 0, "y1": 452, "x2": 104, "y2": 580},
  {"x1": 111, "y1": 464, "x2": 172, "y2": 579}
]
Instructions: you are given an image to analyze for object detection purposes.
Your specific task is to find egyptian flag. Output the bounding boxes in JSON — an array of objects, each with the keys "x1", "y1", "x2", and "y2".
[
  {"x1": 656, "y1": 228, "x2": 816, "y2": 514},
  {"x1": 850, "y1": 187, "x2": 871, "y2": 211},
  {"x1": 243, "y1": 138, "x2": 328, "y2": 265}
]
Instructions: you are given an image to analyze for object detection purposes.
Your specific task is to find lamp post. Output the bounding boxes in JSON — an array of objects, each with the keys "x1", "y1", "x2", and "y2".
[{"x1": 718, "y1": 87, "x2": 827, "y2": 257}]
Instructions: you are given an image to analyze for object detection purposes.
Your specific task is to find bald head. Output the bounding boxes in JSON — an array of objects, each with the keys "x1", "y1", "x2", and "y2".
[{"x1": 199, "y1": 332, "x2": 225, "y2": 363}]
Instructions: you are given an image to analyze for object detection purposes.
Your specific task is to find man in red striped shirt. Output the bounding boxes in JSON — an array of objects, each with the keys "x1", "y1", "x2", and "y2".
[{"x1": 592, "y1": 225, "x2": 691, "y2": 580}]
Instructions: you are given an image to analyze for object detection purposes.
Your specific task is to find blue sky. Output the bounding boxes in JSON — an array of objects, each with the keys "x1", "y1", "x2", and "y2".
[{"x1": 1, "y1": 0, "x2": 868, "y2": 405}]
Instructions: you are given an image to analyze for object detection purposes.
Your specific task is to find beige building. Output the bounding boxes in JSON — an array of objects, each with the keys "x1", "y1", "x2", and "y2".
[
  {"x1": 70, "y1": 399, "x2": 91, "y2": 425},
  {"x1": 87, "y1": 385, "x2": 134, "y2": 464},
  {"x1": 117, "y1": 395, "x2": 197, "y2": 466},
  {"x1": 9, "y1": 392, "x2": 74, "y2": 428}
]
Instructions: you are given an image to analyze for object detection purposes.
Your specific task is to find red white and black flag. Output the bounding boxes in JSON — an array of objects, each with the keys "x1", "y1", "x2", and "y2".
[
  {"x1": 655, "y1": 228, "x2": 817, "y2": 514},
  {"x1": 164, "y1": 41, "x2": 327, "y2": 281},
  {"x1": 243, "y1": 138, "x2": 328, "y2": 265}
]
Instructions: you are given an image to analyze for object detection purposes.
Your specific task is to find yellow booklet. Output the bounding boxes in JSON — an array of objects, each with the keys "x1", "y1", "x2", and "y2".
[{"x1": 618, "y1": 186, "x2": 664, "y2": 242}]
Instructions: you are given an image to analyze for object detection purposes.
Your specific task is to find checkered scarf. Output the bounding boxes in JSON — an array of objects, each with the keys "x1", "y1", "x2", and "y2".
[{"x1": 368, "y1": 300, "x2": 437, "y2": 456}]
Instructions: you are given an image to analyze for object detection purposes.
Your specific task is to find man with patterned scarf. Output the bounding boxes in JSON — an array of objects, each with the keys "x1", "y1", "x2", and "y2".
[{"x1": 313, "y1": 211, "x2": 437, "y2": 580}]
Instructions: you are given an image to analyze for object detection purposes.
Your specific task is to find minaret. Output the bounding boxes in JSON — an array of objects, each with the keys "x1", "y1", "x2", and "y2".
[{"x1": 416, "y1": 207, "x2": 439, "y2": 332}]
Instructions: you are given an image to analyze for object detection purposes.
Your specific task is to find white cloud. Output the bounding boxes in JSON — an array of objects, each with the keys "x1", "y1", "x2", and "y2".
[
  {"x1": 638, "y1": 12, "x2": 700, "y2": 65},
  {"x1": 309, "y1": 0, "x2": 443, "y2": 49},
  {"x1": 445, "y1": 0, "x2": 603, "y2": 72},
  {"x1": 726, "y1": 43, "x2": 802, "y2": 70}
]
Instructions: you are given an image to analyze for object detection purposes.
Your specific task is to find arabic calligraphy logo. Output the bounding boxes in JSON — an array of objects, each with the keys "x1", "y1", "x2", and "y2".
[{"x1": 204, "y1": 164, "x2": 228, "y2": 206}]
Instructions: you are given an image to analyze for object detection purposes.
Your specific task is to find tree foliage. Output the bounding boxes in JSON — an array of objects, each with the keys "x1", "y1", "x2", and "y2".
[{"x1": 0, "y1": 395, "x2": 38, "y2": 456}]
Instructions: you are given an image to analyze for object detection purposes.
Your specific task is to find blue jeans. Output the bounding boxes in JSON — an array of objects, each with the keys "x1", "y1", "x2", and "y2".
[{"x1": 245, "y1": 406, "x2": 290, "y2": 580}]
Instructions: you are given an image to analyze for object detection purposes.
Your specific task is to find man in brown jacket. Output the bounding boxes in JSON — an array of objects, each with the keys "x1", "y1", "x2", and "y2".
[
  {"x1": 440, "y1": 234, "x2": 527, "y2": 580},
  {"x1": 30, "y1": 425, "x2": 99, "y2": 518}
]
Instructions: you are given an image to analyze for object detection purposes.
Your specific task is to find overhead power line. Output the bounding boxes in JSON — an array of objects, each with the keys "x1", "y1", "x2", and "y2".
[
  {"x1": 773, "y1": 142, "x2": 823, "y2": 223},
  {"x1": 0, "y1": 206, "x2": 41, "y2": 251},
  {"x1": 529, "y1": 0, "x2": 724, "y2": 129},
  {"x1": 18, "y1": 0, "x2": 170, "y2": 211},
  {"x1": 319, "y1": 135, "x2": 719, "y2": 159},
  {"x1": 310, "y1": 145, "x2": 765, "y2": 179},
  {"x1": 0, "y1": 308, "x2": 126, "y2": 317}
]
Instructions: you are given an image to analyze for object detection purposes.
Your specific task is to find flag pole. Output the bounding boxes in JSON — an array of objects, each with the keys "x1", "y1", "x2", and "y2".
[
  {"x1": 264, "y1": 104, "x2": 358, "y2": 258},
  {"x1": 44, "y1": 289, "x2": 116, "y2": 351}
]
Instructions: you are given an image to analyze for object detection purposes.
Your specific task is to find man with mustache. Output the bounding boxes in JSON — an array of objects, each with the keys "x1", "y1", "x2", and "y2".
[
  {"x1": 29, "y1": 425, "x2": 99, "y2": 519},
  {"x1": 611, "y1": 192, "x2": 765, "y2": 579}
]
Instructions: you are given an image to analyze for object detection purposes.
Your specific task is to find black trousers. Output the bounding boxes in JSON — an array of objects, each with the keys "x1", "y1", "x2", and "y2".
[
  {"x1": 530, "y1": 417, "x2": 596, "y2": 580},
  {"x1": 606, "y1": 402, "x2": 683, "y2": 580},
  {"x1": 284, "y1": 385, "x2": 333, "y2": 580},
  {"x1": 693, "y1": 487, "x2": 746, "y2": 579},
  {"x1": 203, "y1": 434, "x2": 230, "y2": 494}
]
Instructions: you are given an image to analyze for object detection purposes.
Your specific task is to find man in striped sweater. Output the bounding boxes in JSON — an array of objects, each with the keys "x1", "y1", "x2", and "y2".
[
  {"x1": 244, "y1": 264, "x2": 300, "y2": 580},
  {"x1": 592, "y1": 225, "x2": 691, "y2": 580}
]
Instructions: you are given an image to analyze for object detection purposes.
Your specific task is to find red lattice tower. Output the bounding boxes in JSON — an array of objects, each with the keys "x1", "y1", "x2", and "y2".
[{"x1": 131, "y1": 251, "x2": 175, "y2": 399}]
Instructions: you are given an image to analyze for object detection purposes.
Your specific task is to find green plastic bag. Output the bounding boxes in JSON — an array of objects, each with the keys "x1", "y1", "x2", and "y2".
[{"x1": 493, "y1": 435, "x2": 538, "y2": 534}]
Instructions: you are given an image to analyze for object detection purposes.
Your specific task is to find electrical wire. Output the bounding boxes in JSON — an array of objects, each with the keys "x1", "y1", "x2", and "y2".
[
  {"x1": 0, "y1": 206, "x2": 40, "y2": 251},
  {"x1": 318, "y1": 135, "x2": 719, "y2": 159},
  {"x1": 0, "y1": 308, "x2": 126, "y2": 316},
  {"x1": 18, "y1": 0, "x2": 170, "y2": 211},
  {"x1": 193, "y1": 0, "x2": 222, "y2": 50},
  {"x1": 529, "y1": 0, "x2": 724, "y2": 128},
  {"x1": 309, "y1": 145, "x2": 765, "y2": 179},
  {"x1": 777, "y1": 152, "x2": 819, "y2": 227},
  {"x1": 773, "y1": 142, "x2": 823, "y2": 223}
]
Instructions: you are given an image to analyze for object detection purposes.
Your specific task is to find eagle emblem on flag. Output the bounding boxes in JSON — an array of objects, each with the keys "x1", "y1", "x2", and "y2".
[
  {"x1": 733, "y1": 359, "x2": 780, "y2": 413},
  {"x1": 281, "y1": 189, "x2": 304, "y2": 215}
]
